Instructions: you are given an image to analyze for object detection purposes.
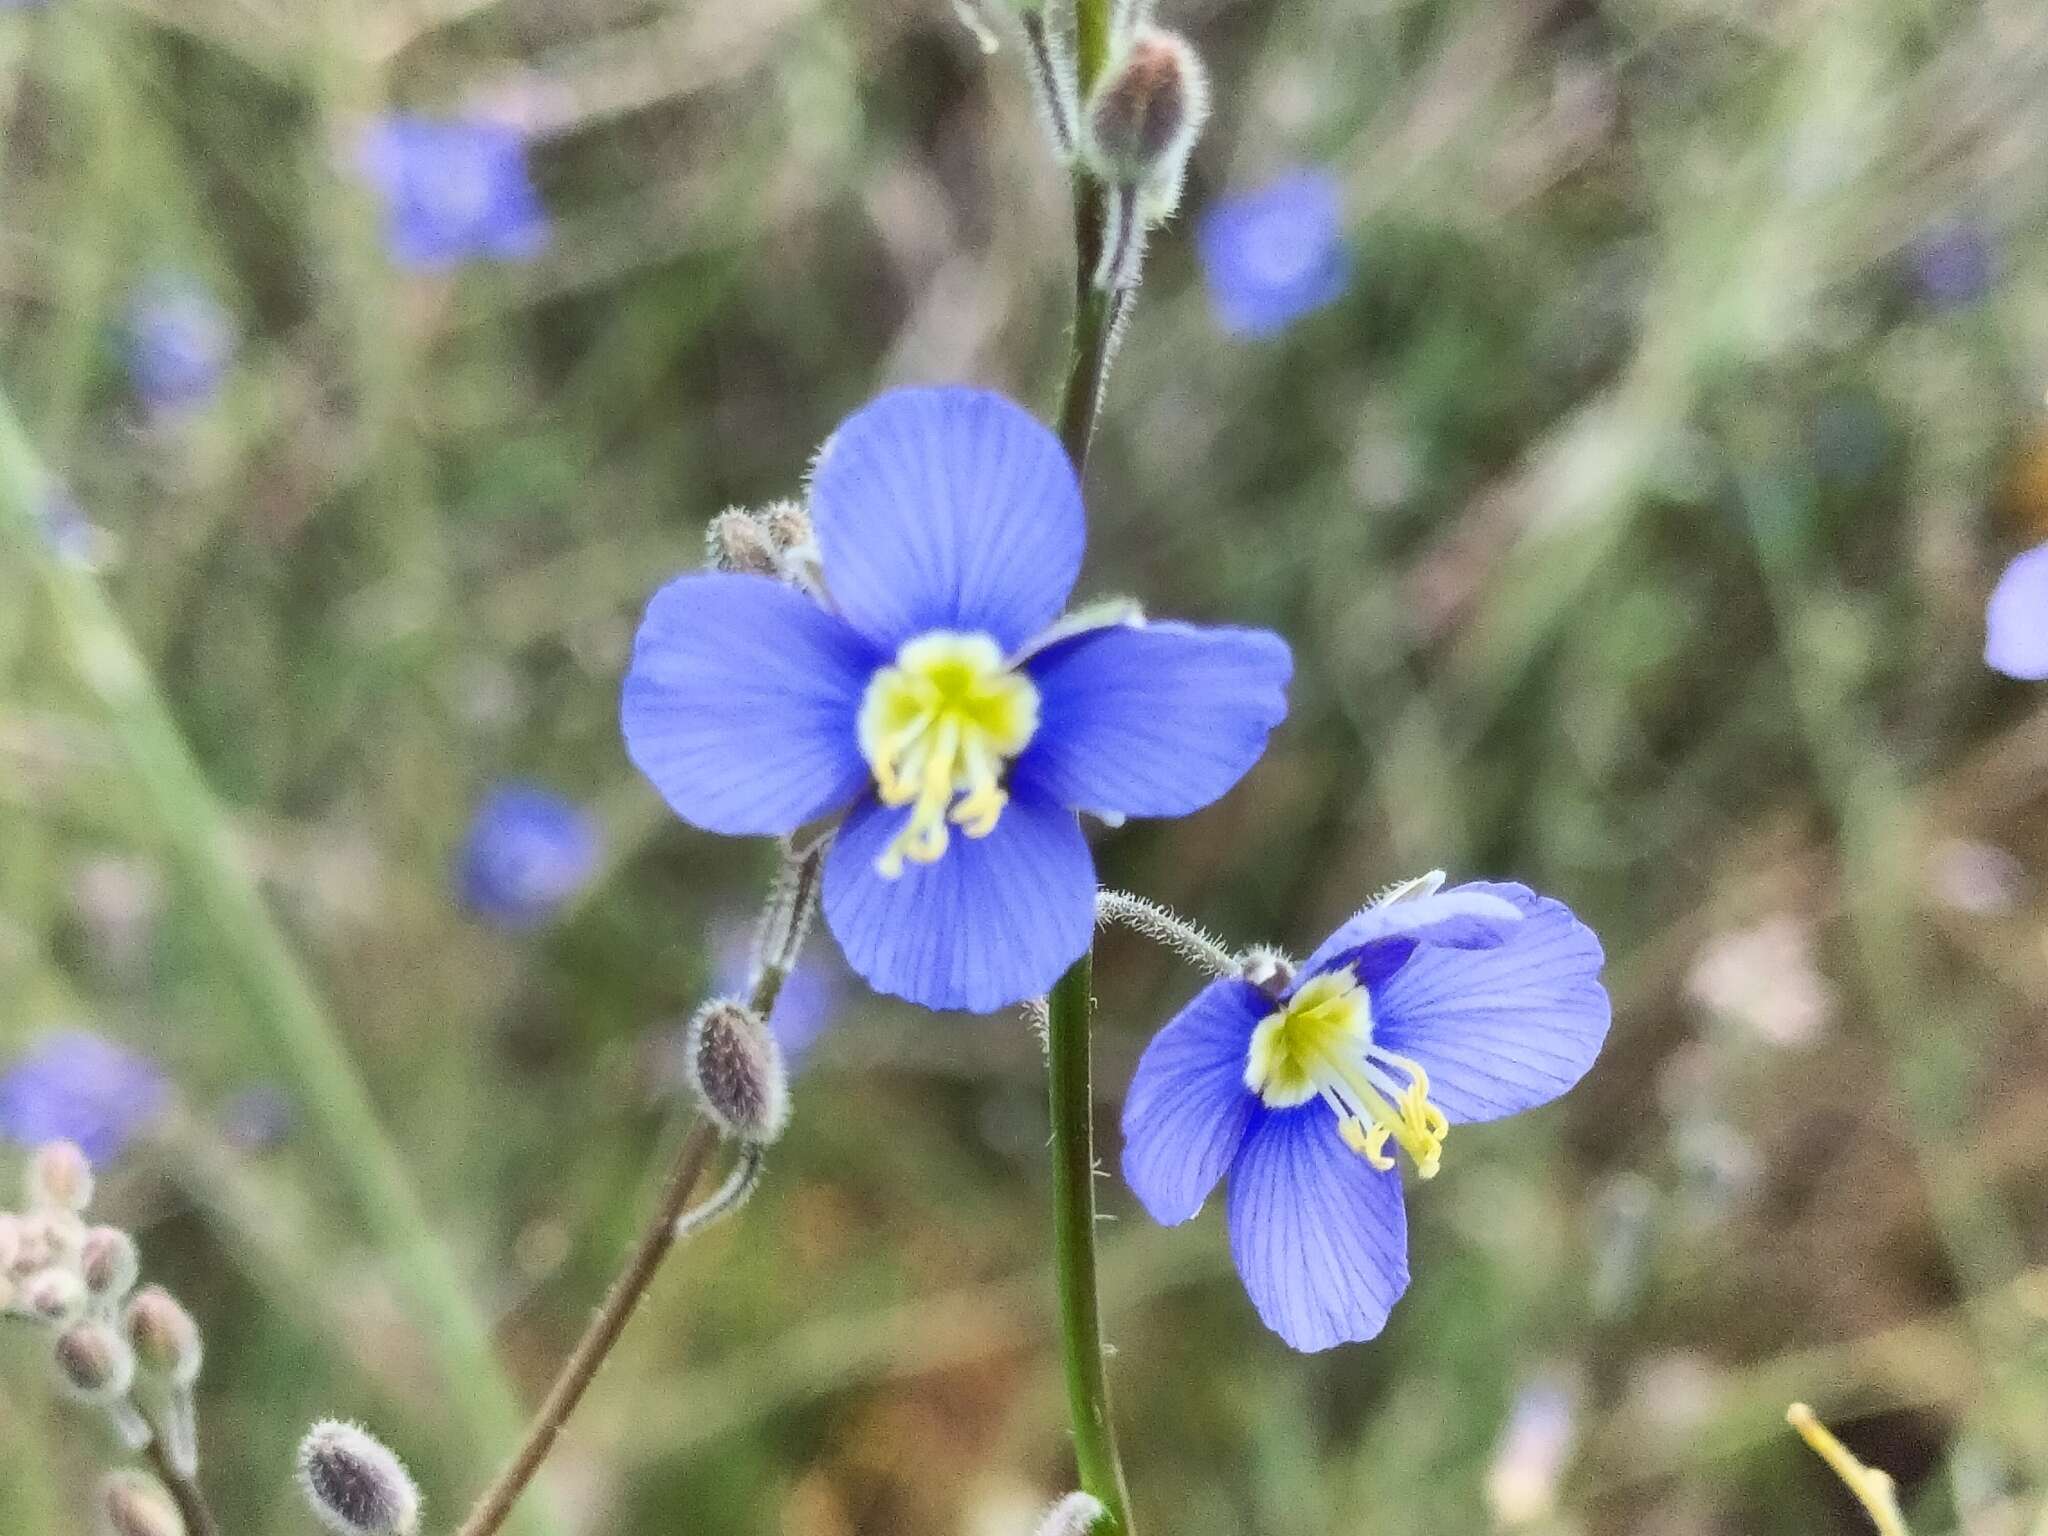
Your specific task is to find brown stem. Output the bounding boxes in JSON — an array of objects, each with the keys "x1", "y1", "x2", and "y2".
[
  {"x1": 450, "y1": 1122, "x2": 720, "y2": 1536},
  {"x1": 145, "y1": 1439, "x2": 221, "y2": 1536}
]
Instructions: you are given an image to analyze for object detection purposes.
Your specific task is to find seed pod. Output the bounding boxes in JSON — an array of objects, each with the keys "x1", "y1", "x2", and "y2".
[
  {"x1": 704, "y1": 509, "x2": 781, "y2": 577},
  {"x1": 22, "y1": 1266, "x2": 88, "y2": 1325},
  {"x1": 125, "y1": 1285, "x2": 203, "y2": 1387},
  {"x1": 101, "y1": 1473, "x2": 186, "y2": 1536},
  {"x1": 683, "y1": 999, "x2": 789, "y2": 1145},
  {"x1": 297, "y1": 1420, "x2": 421, "y2": 1536},
  {"x1": 27, "y1": 1139, "x2": 95, "y2": 1212},
  {"x1": 54, "y1": 1320, "x2": 137, "y2": 1402},
  {"x1": 80, "y1": 1226, "x2": 140, "y2": 1303}
]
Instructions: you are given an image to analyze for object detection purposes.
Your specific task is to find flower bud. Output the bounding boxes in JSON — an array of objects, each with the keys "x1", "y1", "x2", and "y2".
[
  {"x1": 125, "y1": 1285, "x2": 203, "y2": 1387},
  {"x1": 754, "y1": 499, "x2": 813, "y2": 553},
  {"x1": 1085, "y1": 29, "x2": 1208, "y2": 189},
  {"x1": 297, "y1": 1420, "x2": 421, "y2": 1536},
  {"x1": 101, "y1": 1473, "x2": 186, "y2": 1536},
  {"x1": 684, "y1": 999, "x2": 789, "y2": 1145},
  {"x1": 20, "y1": 1209, "x2": 86, "y2": 1271},
  {"x1": 28, "y1": 1139, "x2": 95, "y2": 1212},
  {"x1": 1035, "y1": 1492, "x2": 1107, "y2": 1536},
  {"x1": 22, "y1": 1266, "x2": 88, "y2": 1325},
  {"x1": 81, "y1": 1226, "x2": 140, "y2": 1303},
  {"x1": 0, "y1": 1212, "x2": 20, "y2": 1272},
  {"x1": 54, "y1": 1320, "x2": 137, "y2": 1402},
  {"x1": 705, "y1": 509, "x2": 781, "y2": 577}
]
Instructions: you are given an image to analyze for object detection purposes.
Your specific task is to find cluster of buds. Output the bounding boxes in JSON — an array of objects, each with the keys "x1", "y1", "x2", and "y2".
[
  {"x1": 1006, "y1": 0, "x2": 1210, "y2": 293},
  {"x1": 1, "y1": 1141, "x2": 205, "y2": 1522},
  {"x1": 705, "y1": 498, "x2": 820, "y2": 591}
]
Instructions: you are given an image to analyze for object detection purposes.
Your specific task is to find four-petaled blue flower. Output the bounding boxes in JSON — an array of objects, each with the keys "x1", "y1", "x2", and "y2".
[
  {"x1": 358, "y1": 116, "x2": 548, "y2": 272},
  {"x1": 1987, "y1": 543, "x2": 2048, "y2": 681},
  {"x1": 125, "y1": 276, "x2": 236, "y2": 416},
  {"x1": 1121, "y1": 876, "x2": 1610, "y2": 1351},
  {"x1": 621, "y1": 386, "x2": 1293, "y2": 1014},
  {"x1": 1196, "y1": 168, "x2": 1350, "y2": 338},
  {"x1": 0, "y1": 1030, "x2": 169, "y2": 1164},
  {"x1": 458, "y1": 783, "x2": 602, "y2": 930}
]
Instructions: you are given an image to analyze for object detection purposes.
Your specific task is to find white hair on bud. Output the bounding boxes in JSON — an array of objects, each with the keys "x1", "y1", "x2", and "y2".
[
  {"x1": 297, "y1": 1420, "x2": 421, "y2": 1536},
  {"x1": 1034, "y1": 1492, "x2": 1108, "y2": 1536}
]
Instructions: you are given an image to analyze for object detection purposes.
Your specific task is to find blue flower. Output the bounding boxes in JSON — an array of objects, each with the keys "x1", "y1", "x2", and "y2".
[
  {"x1": 457, "y1": 783, "x2": 601, "y2": 929},
  {"x1": 0, "y1": 1031, "x2": 168, "y2": 1164},
  {"x1": 1120, "y1": 877, "x2": 1609, "y2": 1351},
  {"x1": 1195, "y1": 168, "x2": 1349, "y2": 337},
  {"x1": 125, "y1": 276, "x2": 235, "y2": 415},
  {"x1": 622, "y1": 386, "x2": 1292, "y2": 1013},
  {"x1": 1911, "y1": 221, "x2": 1995, "y2": 310},
  {"x1": 358, "y1": 116, "x2": 548, "y2": 272},
  {"x1": 1987, "y1": 542, "x2": 2048, "y2": 680}
]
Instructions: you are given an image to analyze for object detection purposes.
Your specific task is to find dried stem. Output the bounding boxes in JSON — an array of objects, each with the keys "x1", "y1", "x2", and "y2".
[{"x1": 145, "y1": 1439, "x2": 222, "y2": 1536}]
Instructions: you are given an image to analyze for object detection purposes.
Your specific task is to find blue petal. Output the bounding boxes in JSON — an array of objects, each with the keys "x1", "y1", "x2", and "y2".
[
  {"x1": 809, "y1": 388, "x2": 1084, "y2": 653},
  {"x1": 822, "y1": 788, "x2": 1094, "y2": 1012},
  {"x1": 1227, "y1": 1106, "x2": 1410, "y2": 1351},
  {"x1": 1297, "y1": 886, "x2": 1524, "y2": 979},
  {"x1": 1120, "y1": 979, "x2": 1267, "y2": 1225},
  {"x1": 1013, "y1": 622, "x2": 1292, "y2": 819},
  {"x1": 1986, "y1": 543, "x2": 2048, "y2": 681},
  {"x1": 622, "y1": 572, "x2": 878, "y2": 837},
  {"x1": 1370, "y1": 882, "x2": 1610, "y2": 1125}
]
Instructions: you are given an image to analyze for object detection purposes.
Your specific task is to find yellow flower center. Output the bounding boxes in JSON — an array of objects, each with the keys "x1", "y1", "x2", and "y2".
[
  {"x1": 856, "y1": 631, "x2": 1041, "y2": 878},
  {"x1": 1243, "y1": 970, "x2": 1450, "y2": 1178}
]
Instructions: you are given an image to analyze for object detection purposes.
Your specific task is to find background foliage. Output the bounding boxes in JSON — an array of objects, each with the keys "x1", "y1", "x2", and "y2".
[{"x1": 4, "y1": 0, "x2": 2048, "y2": 1532}]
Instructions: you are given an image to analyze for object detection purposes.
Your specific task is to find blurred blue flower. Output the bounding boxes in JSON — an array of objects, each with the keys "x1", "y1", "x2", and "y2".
[
  {"x1": 714, "y1": 920, "x2": 847, "y2": 1067},
  {"x1": 0, "y1": 1030, "x2": 168, "y2": 1164},
  {"x1": 1121, "y1": 878, "x2": 1610, "y2": 1351},
  {"x1": 1986, "y1": 542, "x2": 2048, "y2": 680},
  {"x1": 358, "y1": 116, "x2": 547, "y2": 272},
  {"x1": 457, "y1": 783, "x2": 601, "y2": 929},
  {"x1": 1911, "y1": 221, "x2": 1994, "y2": 310},
  {"x1": 221, "y1": 1084, "x2": 295, "y2": 1151},
  {"x1": 1196, "y1": 168, "x2": 1349, "y2": 337},
  {"x1": 621, "y1": 386, "x2": 1292, "y2": 1013},
  {"x1": 37, "y1": 488, "x2": 97, "y2": 564},
  {"x1": 125, "y1": 276, "x2": 235, "y2": 415}
]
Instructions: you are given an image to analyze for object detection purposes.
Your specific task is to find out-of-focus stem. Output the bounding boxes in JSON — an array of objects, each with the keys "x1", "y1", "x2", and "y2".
[{"x1": 145, "y1": 1440, "x2": 222, "y2": 1536}]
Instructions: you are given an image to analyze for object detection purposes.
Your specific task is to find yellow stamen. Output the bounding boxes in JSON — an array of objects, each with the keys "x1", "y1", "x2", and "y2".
[
  {"x1": 857, "y1": 632, "x2": 1039, "y2": 878},
  {"x1": 1786, "y1": 1404, "x2": 1910, "y2": 1536},
  {"x1": 1243, "y1": 973, "x2": 1451, "y2": 1177}
]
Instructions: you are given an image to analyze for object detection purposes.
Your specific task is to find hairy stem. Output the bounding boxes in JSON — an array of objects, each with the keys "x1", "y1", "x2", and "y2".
[
  {"x1": 451, "y1": 841, "x2": 821, "y2": 1536},
  {"x1": 145, "y1": 1440, "x2": 221, "y2": 1536},
  {"x1": 0, "y1": 392, "x2": 547, "y2": 1531}
]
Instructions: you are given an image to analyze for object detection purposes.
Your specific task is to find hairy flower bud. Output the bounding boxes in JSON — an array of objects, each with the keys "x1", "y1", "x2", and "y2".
[
  {"x1": 705, "y1": 509, "x2": 781, "y2": 577},
  {"x1": 54, "y1": 1320, "x2": 136, "y2": 1402},
  {"x1": 22, "y1": 1266, "x2": 87, "y2": 1325},
  {"x1": 753, "y1": 498, "x2": 813, "y2": 553},
  {"x1": 1035, "y1": 1493, "x2": 1107, "y2": 1536},
  {"x1": 81, "y1": 1226, "x2": 140, "y2": 1303},
  {"x1": 125, "y1": 1285, "x2": 203, "y2": 1387},
  {"x1": 297, "y1": 1420, "x2": 421, "y2": 1536},
  {"x1": 684, "y1": 999, "x2": 789, "y2": 1145},
  {"x1": 101, "y1": 1473, "x2": 186, "y2": 1536},
  {"x1": 1085, "y1": 29, "x2": 1208, "y2": 187},
  {"x1": 28, "y1": 1139, "x2": 95, "y2": 1212}
]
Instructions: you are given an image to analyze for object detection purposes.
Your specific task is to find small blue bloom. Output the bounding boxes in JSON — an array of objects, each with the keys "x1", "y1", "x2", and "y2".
[
  {"x1": 0, "y1": 1030, "x2": 169, "y2": 1164},
  {"x1": 1911, "y1": 220, "x2": 1995, "y2": 310},
  {"x1": 358, "y1": 116, "x2": 548, "y2": 272},
  {"x1": 457, "y1": 783, "x2": 601, "y2": 930},
  {"x1": 1195, "y1": 168, "x2": 1349, "y2": 337},
  {"x1": 714, "y1": 921, "x2": 845, "y2": 1066},
  {"x1": 125, "y1": 276, "x2": 235, "y2": 415},
  {"x1": 622, "y1": 387, "x2": 1292, "y2": 1013},
  {"x1": 1121, "y1": 877, "x2": 1609, "y2": 1351},
  {"x1": 1987, "y1": 542, "x2": 2048, "y2": 680}
]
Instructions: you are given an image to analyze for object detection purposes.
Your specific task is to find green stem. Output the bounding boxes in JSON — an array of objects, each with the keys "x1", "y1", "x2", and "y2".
[
  {"x1": 0, "y1": 392, "x2": 550, "y2": 1535},
  {"x1": 1044, "y1": 3, "x2": 1135, "y2": 1526}
]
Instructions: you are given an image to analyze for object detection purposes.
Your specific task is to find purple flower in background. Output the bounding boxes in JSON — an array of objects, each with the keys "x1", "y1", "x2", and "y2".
[
  {"x1": 457, "y1": 783, "x2": 601, "y2": 930},
  {"x1": 714, "y1": 920, "x2": 847, "y2": 1066},
  {"x1": 0, "y1": 1031, "x2": 169, "y2": 1163},
  {"x1": 1911, "y1": 220, "x2": 1994, "y2": 310},
  {"x1": 1121, "y1": 876, "x2": 1609, "y2": 1351},
  {"x1": 1196, "y1": 168, "x2": 1349, "y2": 337},
  {"x1": 358, "y1": 116, "x2": 547, "y2": 272},
  {"x1": 125, "y1": 276, "x2": 235, "y2": 415},
  {"x1": 621, "y1": 387, "x2": 1292, "y2": 1013},
  {"x1": 1986, "y1": 543, "x2": 2048, "y2": 680}
]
